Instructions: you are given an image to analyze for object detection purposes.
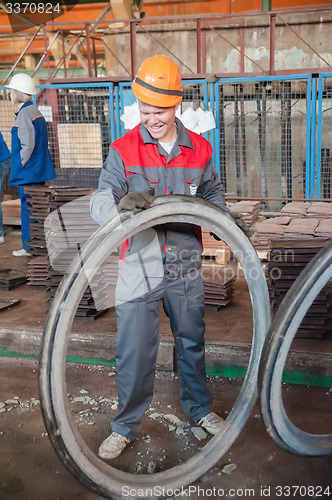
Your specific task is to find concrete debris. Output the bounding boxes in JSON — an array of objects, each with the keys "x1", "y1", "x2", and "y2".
[
  {"x1": 147, "y1": 461, "x2": 156, "y2": 474},
  {"x1": 144, "y1": 435, "x2": 151, "y2": 443},
  {"x1": 148, "y1": 412, "x2": 162, "y2": 420},
  {"x1": 79, "y1": 389, "x2": 89, "y2": 394},
  {"x1": 72, "y1": 396, "x2": 86, "y2": 403},
  {"x1": 168, "y1": 425, "x2": 176, "y2": 432},
  {"x1": 108, "y1": 372, "x2": 116, "y2": 377},
  {"x1": 175, "y1": 426, "x2": 186, "y2": 436},
  {"x1": 222, "y1": 463, "x2": 237, "y2": 475},
  {"x1": 163, "y1": 414, "x2": 185, "y2": 427},
  {"x1": 0, "y1": 408, "x2": 6, "y2": 413},
  {"x1": 0, "y1": 402, "x2": 5, "y2": 408},
  {"x1": 5, "y1": 399, "x2": 18, "y2": 405},
  {"x1": 71, "y1": 395, "x2": 98, "y2": 405},
  {"x1": 111, "y1": 403, "x2": 118, "y2": 410},
  {"x1": 135, "y1": 461, "x2": 144, "y2": 473},
  {"x1": 99, "y1": 398, "x2": 112, "y2": 404},
  {"x1": 191, "y1": 426, "x2": 208, "y2": 441}
]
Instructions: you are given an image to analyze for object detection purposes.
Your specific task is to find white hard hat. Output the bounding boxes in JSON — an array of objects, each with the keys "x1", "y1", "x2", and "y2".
[{"x1": 6, "y1": 73, "x2": 36, "y2": 95}]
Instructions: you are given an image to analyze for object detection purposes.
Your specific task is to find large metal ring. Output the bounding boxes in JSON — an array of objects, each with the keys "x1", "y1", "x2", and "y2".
[
  {"x1": 259, "y1": 238, "x2": 332, "y2": 456},
  {"x1": 39, "y1": 195, "x2": 270, "y2": 499}
]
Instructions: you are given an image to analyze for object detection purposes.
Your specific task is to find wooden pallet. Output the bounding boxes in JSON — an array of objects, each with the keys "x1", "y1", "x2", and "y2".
[{"x1": 202, "y1": 247, "x2": 232, "y2": 266}]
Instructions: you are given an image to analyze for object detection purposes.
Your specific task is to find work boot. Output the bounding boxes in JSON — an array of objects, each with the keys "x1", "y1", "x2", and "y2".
[
  {"x1": 13, "y1": 249, "x2": 30, "y2": 257},
  {"x1": 98, "y1": 432, "x2": 130, "y2": 460},
  {"x1": 197, "y1": 412, "x2": 225, "y2": 435}
]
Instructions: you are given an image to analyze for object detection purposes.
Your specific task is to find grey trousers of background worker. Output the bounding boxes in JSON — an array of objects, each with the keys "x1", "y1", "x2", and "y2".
[{"x1": 112, "y1": 269, "x2": 213, "y2": 440}]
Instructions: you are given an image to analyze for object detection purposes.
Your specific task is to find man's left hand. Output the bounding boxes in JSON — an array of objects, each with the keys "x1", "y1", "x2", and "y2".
[{"x1": 117, "y1": 188, "x2": 155, "y2": 213}]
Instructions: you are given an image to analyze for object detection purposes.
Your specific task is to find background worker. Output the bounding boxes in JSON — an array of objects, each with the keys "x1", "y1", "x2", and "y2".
[
  {"x1": 90, "y1": 55, "x2": 228, "y2": 460},
  {"x1": 6, "y1": 73, "x2": 56, "y2": 257},
  {"x1": 0, "y1": 131, "x2": 11, "y2": 245}
]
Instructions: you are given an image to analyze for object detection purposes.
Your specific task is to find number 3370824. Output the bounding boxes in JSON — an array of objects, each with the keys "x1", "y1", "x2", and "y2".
[{"x1": 5, "y1": 3, "x2": 61, "y2": 14}]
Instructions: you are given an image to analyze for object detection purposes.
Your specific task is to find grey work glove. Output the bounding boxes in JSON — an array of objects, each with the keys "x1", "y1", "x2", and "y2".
[
  {"x1": 210, "y1": 213, "x2": 253, "y2": 240},
  {"x1": 117, "y1": 188, "x2": 155, "y2": 213},
  {"x1": 231, "y1": 213, "x2": 253, "y2": 238}
]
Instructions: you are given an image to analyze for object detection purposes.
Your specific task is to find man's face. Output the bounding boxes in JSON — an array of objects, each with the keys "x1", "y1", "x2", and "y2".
[{"x1": 138, "y1": 100, "x2": 179, "y2": 143}]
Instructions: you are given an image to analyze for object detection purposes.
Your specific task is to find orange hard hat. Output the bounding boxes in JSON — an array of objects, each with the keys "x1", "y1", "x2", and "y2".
[{"x1": 132, "y1": 55, "x2": 183, "y2": 107}]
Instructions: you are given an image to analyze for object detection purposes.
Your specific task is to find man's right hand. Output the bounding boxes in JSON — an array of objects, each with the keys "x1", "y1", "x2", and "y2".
[
  {"x1": 117, "y1": 188, "x2": 155, "y2": 213},
  {"x1": 232, "y1": 213, "x2": 253, "y2": 238}
]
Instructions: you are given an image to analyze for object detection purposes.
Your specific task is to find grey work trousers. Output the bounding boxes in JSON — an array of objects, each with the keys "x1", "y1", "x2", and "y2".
[{"x1": 112, "y1": 269, "x2": 212, "y2": 440}]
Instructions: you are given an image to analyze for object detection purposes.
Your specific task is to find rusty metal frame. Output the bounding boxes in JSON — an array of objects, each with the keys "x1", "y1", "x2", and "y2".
[
  {"x1": 3, "y1": 7, "x2": 332, "y2": 83},
  {"x1": 2, "y1": 24, "x2": 44, "y2": 84},
  {"x1": 201, "y1": 18, "x2": 268, "y2": 75},
  {"x1": 50, "y1": 27, "x2": 86, "y2": 80},
  {"x1": 98, "y1": 36, "x2": 131, "y2": 76},
  {"x1": 275, "y1": 13, "x2": 331, "y2": 69},
  {"x1": 31, "y1": 30, "x2": 61, "y2": 78}
]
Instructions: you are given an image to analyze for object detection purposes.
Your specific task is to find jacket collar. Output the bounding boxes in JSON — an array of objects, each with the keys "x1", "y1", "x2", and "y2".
[
  {"x1": 15, "y1": 100, "x2": 32, "y2": 116},
  {"x1": 140, "y1": 117, "x2": 195, "y2": 151}
]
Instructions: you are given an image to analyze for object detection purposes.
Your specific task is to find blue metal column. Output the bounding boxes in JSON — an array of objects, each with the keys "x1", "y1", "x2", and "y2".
[
  {"x1": 315, "y1": 75, "x2": 324, "y2": 200},
  {"x1": 309, "y1": 77, "x2": 317, "y2": 199},
  {"x1": 304, "y1": 76, "x2": 312, "y2": 200},
  {"x1": 109, "y1": 83, "x2": 116, "y2": 144},
  {"x1": 114, "y1": 85, "x2": 121, "y2": 140},
  {"x1": 209, "y1": 82, "x2": 216, "y2": 169},
  {"x1": 214, "y1": 81, "x2": 220, "y2": 178}
]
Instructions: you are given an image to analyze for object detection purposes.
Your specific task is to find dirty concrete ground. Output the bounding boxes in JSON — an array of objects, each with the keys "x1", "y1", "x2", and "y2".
[{"x1": 0, "y1": 357, "x2": 331, "y2": 500}]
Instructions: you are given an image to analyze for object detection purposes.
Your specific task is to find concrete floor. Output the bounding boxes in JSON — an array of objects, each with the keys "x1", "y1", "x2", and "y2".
[{"x1": 0, "y1": 357, "x2": 331, "y2": 500}]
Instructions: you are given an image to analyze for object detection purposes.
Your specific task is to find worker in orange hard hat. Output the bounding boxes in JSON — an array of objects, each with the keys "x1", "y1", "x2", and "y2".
[{"x1": 90, "y1": 55, "x2": 228, "y2": 460}]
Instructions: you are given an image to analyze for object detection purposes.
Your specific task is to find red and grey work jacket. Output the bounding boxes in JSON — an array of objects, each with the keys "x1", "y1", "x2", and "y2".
[{"x1": 90, "y1": 118, "x2": 227, "y2": 277}]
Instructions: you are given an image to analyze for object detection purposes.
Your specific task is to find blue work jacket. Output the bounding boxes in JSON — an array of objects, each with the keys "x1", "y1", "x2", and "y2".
[
  {"x1": 9, "y1": 101, "x2": 56, "y2": 186},
  {"x1": 0, "y1": 131, "x2": 10, "y2": 162}
]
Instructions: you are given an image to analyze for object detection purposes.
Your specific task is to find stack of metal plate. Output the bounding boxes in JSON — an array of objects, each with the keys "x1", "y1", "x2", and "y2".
[
  {"x1": 0, "y1": 269, "x2": 27, "y2": 290},
  {"x1": 267, "y1": 238, "x2": 332, "y2": 338},
  {"x1": 202, "y1": 263, "x2": 237, "y2": 310},
  {"x1": 27, "y1": 256, "x2": 50, "y2": 289},
  {"x1": 24, "y1": 185, "x2": 56, "y2": 257},
  {"x1": 44, "y1": 188, "x2": 109, "y2": 319}
]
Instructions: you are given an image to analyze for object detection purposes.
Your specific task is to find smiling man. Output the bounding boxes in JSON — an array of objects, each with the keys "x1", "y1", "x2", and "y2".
[{"x1": 90, "y1": 55, "x2": 228, "y2": 460}]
